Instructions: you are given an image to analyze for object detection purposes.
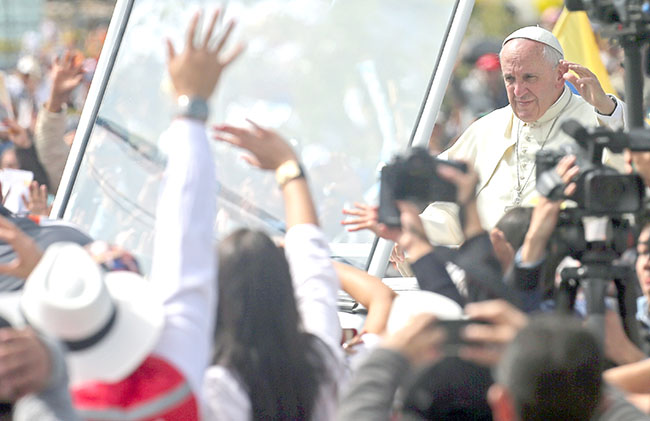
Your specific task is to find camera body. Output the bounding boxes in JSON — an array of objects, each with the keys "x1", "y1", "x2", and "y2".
[
  {"x1": 378, "y1": 147, "x2": 467, "y2": 227},
  {"x1": 535, "y1": 145, "x2": 645, "y2": 215},
  {"x1": 546, "y1": 207, "x2": 631, "y2": 260},
  {"x1": 566, "y1": 0, "x2": 650, "y2": 28}
]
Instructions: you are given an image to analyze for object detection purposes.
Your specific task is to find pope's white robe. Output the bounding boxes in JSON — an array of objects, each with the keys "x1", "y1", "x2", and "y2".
[{"x1": 421, "y1": 87, "x2": 626, "y2": 245}]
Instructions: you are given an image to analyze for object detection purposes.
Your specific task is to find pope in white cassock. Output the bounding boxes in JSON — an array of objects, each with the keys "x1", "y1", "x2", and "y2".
[{"x1": 421, "y1": 26, "x2": 627, "y2": 245}]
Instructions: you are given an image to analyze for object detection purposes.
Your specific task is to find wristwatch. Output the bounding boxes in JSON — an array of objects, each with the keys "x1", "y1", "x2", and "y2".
[
  {"x1": 275, "y1": 160, "x2": 305, "y2": 188},
  {"x1": 176, "y1": 95, "x2": 209, "y2": 122}
]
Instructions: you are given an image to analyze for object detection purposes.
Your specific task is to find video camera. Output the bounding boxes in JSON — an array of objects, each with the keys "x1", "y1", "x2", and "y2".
[
  {"x1": 566, "y1": 0, "x2": 650, "y2": 130},
  {"x1": 566, "y1": 0, "x2": 650, "y2": 24},
  {"x1": 534, "y1": 119, "x2": 643, "y2": 264},
  {"x1": 377, "y1": 147, "x2": 467, "y2": 227},
  {"x1": 535, "y1": 120, "x2": 645, "y2": 215}
]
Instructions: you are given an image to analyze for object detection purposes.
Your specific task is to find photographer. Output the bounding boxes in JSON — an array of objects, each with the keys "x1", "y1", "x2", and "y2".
[
  {"x1": 362, "y1": 157, "x2": 513, "y2": 306},
  {"x1": 502, "y1": 156, "x2": 575, "y2": 312}
]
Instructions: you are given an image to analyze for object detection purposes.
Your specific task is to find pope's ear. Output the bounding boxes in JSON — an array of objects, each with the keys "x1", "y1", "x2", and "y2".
[{"x1": 555, "y1": 61, "x2": 568, "y2": 87}]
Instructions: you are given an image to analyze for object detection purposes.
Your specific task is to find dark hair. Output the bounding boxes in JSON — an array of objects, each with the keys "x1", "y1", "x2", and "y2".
[
  {"x1": 496, "y1": 315, "x2": 603, "y2": 421},
  {"x1": 0, "y1": 404, "x2": 12, "y2": 421},
  {"x1": 402, "y1": 357, "x2": 493, "y2": 420},
  {"x1": 495, "y1": 206, "x2": 533, "y2": 251},
  {"x1": 214, "y1": 229, "x2": 326, "y2": 420}
]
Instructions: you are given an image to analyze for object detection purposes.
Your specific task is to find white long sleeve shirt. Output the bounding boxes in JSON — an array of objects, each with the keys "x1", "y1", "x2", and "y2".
[{"x1": 149, "y1": 118, "x2": 217, "y2": 396}]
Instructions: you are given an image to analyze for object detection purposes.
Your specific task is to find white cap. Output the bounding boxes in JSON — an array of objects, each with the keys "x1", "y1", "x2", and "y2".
[
  {"x1": 386, "y1": 290, "x2": 463, "y2": 334},
  {"x1": 502, "y1": 26, "x2": 564, "y2": 58}
]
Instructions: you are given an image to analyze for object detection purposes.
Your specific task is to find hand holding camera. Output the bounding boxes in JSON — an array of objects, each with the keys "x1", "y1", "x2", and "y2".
[
  {"x1": 457, "y1": 299, "x2": 528, "y2": 367},
  {"x1": 377, "y1": 147, "x2": 475, "y2": 227}
]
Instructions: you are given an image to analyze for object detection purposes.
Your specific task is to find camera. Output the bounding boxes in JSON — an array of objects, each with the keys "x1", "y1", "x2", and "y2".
[
  {"x1": 536, "y1": 147, "x2": 645, "y2": 215},
  {"x1": 566, "y1": 0, "x2": 650, "y2": 29},
  {"x1": 378, "y1": 147, "x2": 467, "y2": 227},
  {"x1": 535, "y1": 120, "x2": 645, "y2": 215},
  {"x1": 546, "y1": 207, "x2": 632, "y2": 261}
]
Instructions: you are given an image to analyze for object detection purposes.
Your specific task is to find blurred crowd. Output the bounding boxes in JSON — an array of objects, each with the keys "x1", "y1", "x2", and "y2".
[{"x1": 0, "y1": 21, "x2": 106, "y2": 215}]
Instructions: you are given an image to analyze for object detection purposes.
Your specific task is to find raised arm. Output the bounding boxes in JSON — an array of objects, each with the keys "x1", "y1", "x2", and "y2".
[
  {"x1": 150, "y1": 9, "x2": 242, "y2": 395},
  {"x1": 213, "y1": 121, "x2": 317, "y2": 228},
  {"x1": 213, "y1": 123, "x2": 342, "y2": 357},
  {"x1": 333, "y1": 261, "x2": 396, "y2": 334},
  {"x1": 34, "y1": 51, "x2": 84, "y2": 194},
  {"x1": 560, "y1": 60, "x2": 626, "y2": 129}
]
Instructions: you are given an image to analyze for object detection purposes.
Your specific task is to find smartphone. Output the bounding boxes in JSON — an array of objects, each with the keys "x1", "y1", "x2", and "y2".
[{"x1": 437, "y1": 318, "x2": 490, "y2": 354}]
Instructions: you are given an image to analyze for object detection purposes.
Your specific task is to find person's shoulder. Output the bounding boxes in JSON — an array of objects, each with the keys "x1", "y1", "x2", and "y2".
[
  {"x1": 482, "y1": 104, "x2": 513, "y2": 121},
  {"x1": 462, "y1": 105, "x2": 513, "y2": 132},
  {"x1": 203, "y1": 365, "x2": 247, "y2": 396},
  {"x1": 202, "y1": 365, "x2": 251, "y2": 420},
  {"x1": 445, "y1": 104, "x2": 513, "y2": 157}
]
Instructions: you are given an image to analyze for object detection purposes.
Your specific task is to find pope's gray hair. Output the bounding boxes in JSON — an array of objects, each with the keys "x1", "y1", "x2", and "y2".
[
  {"x1": 499, "y1": 39, "x2": 563, "y2": 69},
  {"x1": 541, "y1": 43, "x2": 563, "y2": 68}
]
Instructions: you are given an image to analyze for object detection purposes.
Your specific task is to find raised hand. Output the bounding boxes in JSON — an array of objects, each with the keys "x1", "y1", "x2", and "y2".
[
  {"x1": 437, "y1": 160, "x2": 483, "y2": 239},
  {"x1": 213, "y1": 120, "x2": 297, "y2": 170},
  {"x1": 2, "y1": 118, "x2": 31, "y2": 149},
  {"x1": 46, "y1": 50, "x2": 84, "y2": 113},
  {"x1": 21, "y1": 181, "x2": 50, "y2": 217},
  {"x1": 167, "y1": 9, "x2": 244, "y2": 100},
  {"x1": 0, "y1": 215, "x2": 43, "y2": 279},
  {"x1": 520, "y1": 155, "x2": 578, "y2": 263},
  {"x1": 436, "y1": 160, "x2": 479, "y2": 206},
  {"x1": 341, "y1": 202, "x2": 380, "y2": 235},
  {"x1": 392, "y1": 201, "x2": 433, "y2": 262},
  {"x1": 561, "y1": 60, "x2": 615, "y2": 115},
  {"x1": 556, "y1": 154, "x2": 579, "y2": 196},
  {"x1": 490, "y1": 228, "x2": 515, "y2": 272},
  {"x1": 0, "y1": 327, "x2": 51, "y2": 401},
  {"x1": 458, "y1": 299, "x2": 528, "y2": 367}
]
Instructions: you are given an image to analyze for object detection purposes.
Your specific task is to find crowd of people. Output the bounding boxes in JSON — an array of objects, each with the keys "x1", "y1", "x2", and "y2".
[{"x1": 2, "y1": 3, "x2": 650, "y2": 421}]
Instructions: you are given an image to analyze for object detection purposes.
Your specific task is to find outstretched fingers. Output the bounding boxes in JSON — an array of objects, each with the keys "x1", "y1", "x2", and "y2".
[
  {"x1": 212, "y1": 124, "x2": 253, "y2": 146},
  {"x1": 185, "y1": 11, "x2": 201, "y2": 50},
  {"x1": 166, "y1": 39, "x2": 176, "y2": 61},
  {"x1": 202, "y1": 9, "x2": 222, "y2": 49},
  {"x1": 213, "y1": 20, "x2": 236, "y2": 56},
  {"x1": 220, "y1": 42, "x2": 245, "y2": 67}
]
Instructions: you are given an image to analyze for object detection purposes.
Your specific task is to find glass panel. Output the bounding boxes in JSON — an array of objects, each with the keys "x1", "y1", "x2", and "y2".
[{"x1": 62, "y1": 0, "x2": 458, "y2": 273}]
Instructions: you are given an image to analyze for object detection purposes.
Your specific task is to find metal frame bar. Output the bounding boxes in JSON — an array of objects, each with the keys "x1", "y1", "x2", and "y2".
[
  {"x1": 366, "y1": 0, "x2": 476, "y2": 277},
  {"x1": 51, "y1": 0, "x2": 135, "y2": 218}
]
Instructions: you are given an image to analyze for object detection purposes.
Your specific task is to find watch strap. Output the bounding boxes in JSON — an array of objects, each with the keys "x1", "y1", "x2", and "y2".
[{"x1": 176, "y1": 95, "x2": 209, "y2": 122}]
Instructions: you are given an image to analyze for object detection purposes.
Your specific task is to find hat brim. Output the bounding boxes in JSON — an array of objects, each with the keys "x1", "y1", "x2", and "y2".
[{"x1": 66, "y1": 271, "x2": 164, "y2": 387}]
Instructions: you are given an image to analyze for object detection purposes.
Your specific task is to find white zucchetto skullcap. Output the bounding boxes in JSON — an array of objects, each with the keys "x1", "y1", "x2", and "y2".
[{"x1": 502, "y1": 26, "x2": 564, "y2": 58}]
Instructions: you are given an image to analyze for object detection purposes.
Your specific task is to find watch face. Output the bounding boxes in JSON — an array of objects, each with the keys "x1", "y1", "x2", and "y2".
[
  {"x1": 276, "y1": 160, "x2": 303, "y2": 186},
  {"x1": 282, "y1": 161, "x2": 301, "y2": 178},
  {"x1": 177, "y1": 96, "x2": 209, "y2": 121}
]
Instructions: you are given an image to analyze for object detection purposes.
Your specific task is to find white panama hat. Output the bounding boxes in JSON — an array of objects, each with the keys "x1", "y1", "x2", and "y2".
[
  {"x1": 502, "y1": 26, "x2": 564, "y2": 58},
  {"x1": 21, "y1": 242, "x2": 164, "y2": 387},
  {"x1": 386, "y1": 290, "x2": 464, "y2": 334}
]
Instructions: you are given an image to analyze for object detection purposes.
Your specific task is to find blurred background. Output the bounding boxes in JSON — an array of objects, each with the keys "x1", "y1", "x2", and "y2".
[{"x1": 2, "y1": 0, "x2": 633, "y2": 274}]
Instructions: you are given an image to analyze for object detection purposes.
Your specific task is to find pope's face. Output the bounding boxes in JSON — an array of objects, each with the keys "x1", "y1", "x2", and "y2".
[{"x1": 500, "y1": 39, "x2": 565, "y2": 123}]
